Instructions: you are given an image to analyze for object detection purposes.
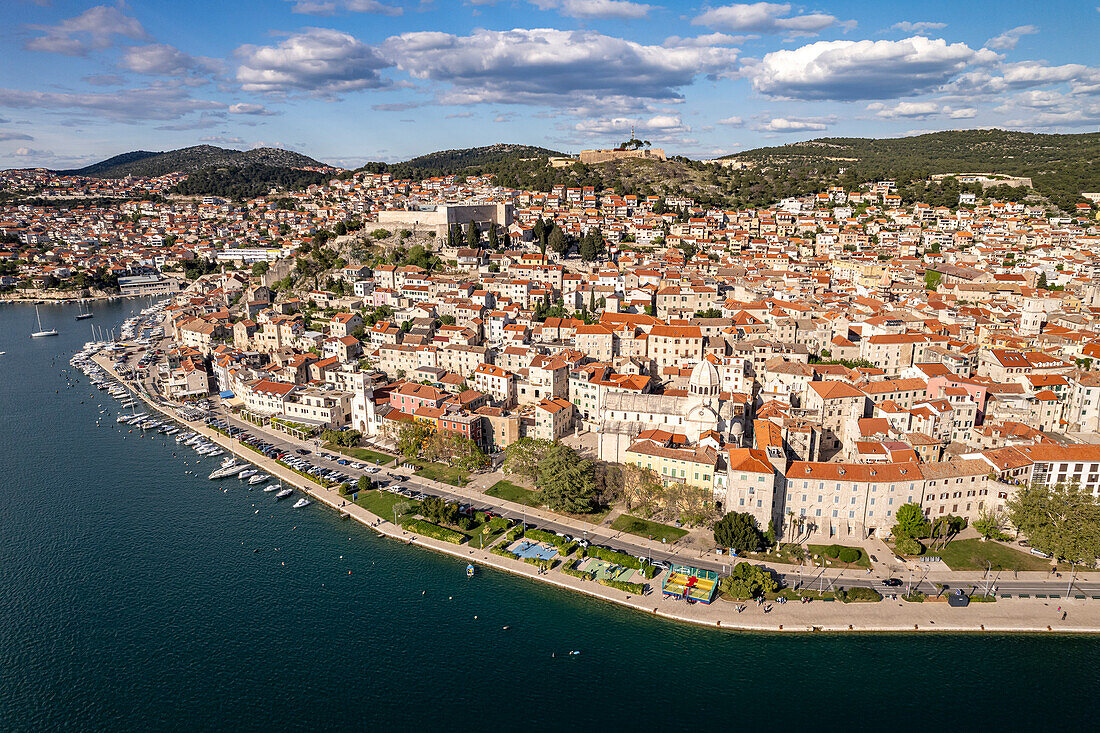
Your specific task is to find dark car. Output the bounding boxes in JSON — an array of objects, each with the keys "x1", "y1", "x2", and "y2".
[
  {"x1": 296, "y1": 449, "x2": 310, "y2": 454},
  {"x1": 880, "y1": 578, "x2": 902, "y2": 587}
]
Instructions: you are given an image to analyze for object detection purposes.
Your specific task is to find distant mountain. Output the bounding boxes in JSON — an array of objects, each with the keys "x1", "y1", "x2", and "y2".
[
  {"x1": 728, "y1": 129, "x2": 1100, "y2": 211},
  {"x1": 64, "y1": 145, "x2": 324, "y2": 178}
]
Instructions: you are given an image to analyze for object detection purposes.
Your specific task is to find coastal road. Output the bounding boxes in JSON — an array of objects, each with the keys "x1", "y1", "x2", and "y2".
[
  {"x1": 117, "y1": 361, "x2": 1100, "y2": 600},
  {"x1": 115, "y1": 329, "x2": 1100, "y2": 599},
  {"x1": 207, "y1": 408, "x2": 1100, "y2": 597}
]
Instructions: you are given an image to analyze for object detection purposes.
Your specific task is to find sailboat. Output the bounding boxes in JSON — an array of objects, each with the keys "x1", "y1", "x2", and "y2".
[
  {"x1": 75, "y1": 300, "x2": 93, "y2": 320},
  {"x1": 31, "y1": 306, "x2": 58, "y2": 338}
]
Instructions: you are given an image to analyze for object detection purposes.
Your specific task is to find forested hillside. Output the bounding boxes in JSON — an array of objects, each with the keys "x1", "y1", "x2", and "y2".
[
  {"x1": 730, "y1": 130, "x2": 1100, "y2": 211},
  {"x1": 65, "y1": 145, "x2": 323, "y2": 178},
  {"x1": 171, "y1": 165, "x2": 328, "y2": 200}
]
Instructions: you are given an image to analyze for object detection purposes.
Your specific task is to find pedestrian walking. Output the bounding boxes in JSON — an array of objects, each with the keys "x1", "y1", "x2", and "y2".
[{"x1": 1062, "y1": 611, "x2": 1067, "y2": 621}]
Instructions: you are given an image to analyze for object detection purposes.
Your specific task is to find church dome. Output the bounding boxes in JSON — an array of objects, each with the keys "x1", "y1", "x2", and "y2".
[{"x1": 689, "y1": 359, "x2": 720, "y2": 397}]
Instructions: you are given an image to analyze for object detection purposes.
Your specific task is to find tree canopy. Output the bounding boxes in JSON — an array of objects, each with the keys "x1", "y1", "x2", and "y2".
[
  {"x1": 714, "y1": 512, "x2": 764, "y2": 554},
  {"x1": 1008, "y1": 482, "x2": 1100, "y2": 565},
  {"x1": 893, "y1": 502, "x2": 932, "y2": 539}
]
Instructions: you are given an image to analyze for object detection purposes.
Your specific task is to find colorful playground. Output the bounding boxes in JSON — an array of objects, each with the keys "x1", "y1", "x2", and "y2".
[
  {"x1": 511, "y1": 540, "x2": 558, "y2": 562},
  {"x1": 662, "y1": 564, "x2": 719, "y2": 604}
]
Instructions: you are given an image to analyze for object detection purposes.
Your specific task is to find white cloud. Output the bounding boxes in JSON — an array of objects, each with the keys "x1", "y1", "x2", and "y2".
[
  {"x1": 889, "y1": 21, "x2": 946, "y2": 33},
  {"x1": 692, "y1": 3, "x2": 848, "y2": 35},
  {"x1": 82, "y1": 73, "x2": 126, "y2": 86},
  {"x1": 199, "y1": 135, "x2": 247, "y2": 145},
  {"x1": 754, "y1": 116, "x2": 831, "y2": 132},
  {"x1": 384, "y1": 28, "x2": 738, "y2": 113},
  {"x1": 120, "y1": 44, "x2": 219, "y2": 78},
  {"x1": 229, "y1": 103, "x2": 277, "y2": 115},
  {"x1": 716, "y1": 115, "x2": 744, "y2": 126},
  {"x1": 0, "y1": 84, "x2": 224, "y2": 122},
  {"x1": 866, "y1": 100, "x2": 939, "y2": 119},
  {"x1": 946, "y1": 106, "x2": 977, "y2": 118},
  {"x1": 236, "y1": 28, "x2": 391, "y2": 96},
  {"x1": 751, "y1": 36, "x2": 998, "y2": 100},
  {"x1": 531, "y1": 0, "x2": 652, "y2": 20},
  {"x1": 663, "y1": 33, "x2": 750, "y2": 47},
  {"x1": 286, "y1": 0, "x2": 403, "y2": 15},
  {"x1": 985, "y1": 25, "x2": 1038, "y2": 51},
  {"x1": 371, "y1": 101, "x2": 422, "y2": 111},
  {"x1": 13, "y1": 147, "x2": 52, "y2": 158},
  {"x1": 1006, "y1": 103, "x2": 1100, "y2": 128},
  {"x1": 25, "y1": 3, "x2": 150, "y2": 56},
  {"x1": 0, "y1": 132, "x2": 35, "y2": 141}
]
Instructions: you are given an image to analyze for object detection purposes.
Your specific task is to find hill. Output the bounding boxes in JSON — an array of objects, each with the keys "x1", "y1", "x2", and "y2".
[
  {"x1": 728, "y1": 129, "x2": 1100, "y2": 211},
  {"x1": 64, "y1": 145, "x2": 323, "y2": 178},
  {"x1": 353, "y1": 144, "x2": 763, "y2": 207},
  {"x1": 355, "y1": 144, "x2": 560, "y2": 180}
]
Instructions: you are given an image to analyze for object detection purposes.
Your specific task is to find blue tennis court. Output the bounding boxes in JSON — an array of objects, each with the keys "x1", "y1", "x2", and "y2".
[{"x1": 512, "y1": 541, "x2": 558, "y2": 561}]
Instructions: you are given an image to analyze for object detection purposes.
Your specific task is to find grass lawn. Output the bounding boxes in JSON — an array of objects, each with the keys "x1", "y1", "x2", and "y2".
[
  {"x1": 465, "y1": 524, "x2": 507, "y2": 550},
  {"x1": 352, "y1": 489, "x2": 419, "y2": 520},
  {"x1": 808, "y1": 544, "x2": 872, "y2": 569},
  {"x1": 928, "y1": 538, "x2": 1052, "y2": 572},
  {"x1": 611, "y1": 514, "x2": 688, "y2": 543},
  {"x1": 326, "y1": 443, "x2": 395, "y2": 466},
  {"x1": 485, "y1": 479, "x2": 542, "y2": 507},
  {"x1": 744, "y1": 546, "x2": 809, "y2": 567},
  {"x1": 408, "y1": 459, "x2": 470, "y2": 487}
]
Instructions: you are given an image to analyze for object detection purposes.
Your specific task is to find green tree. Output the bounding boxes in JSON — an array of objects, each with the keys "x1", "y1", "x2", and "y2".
[
  {"x1": 893, "y1": 502, "x2": 931, "y2": 539},
  {"x1": 420, "y1": 495, "x2": 458, "y2": 525},
  {"x1": 713, "y1": 512, "x2": 763, "y2": 554},
  {"x1": 894, "y1": 535, "x2": 924, "y2": 556},
  {"x1": 356, "y1": 475, "x2": 373, "y2": 493},
  {"x1": 487, "y1": 222, "x2": 499, "y2": 249},
  {"x1": 251, "y1": 261, "x2": 269, "y2": 276},
  {"x1": 548, "y1": 225, "x2": 568, "y2": 255},
  {"x1": 1008, "y1": 482, "x2": 1100, "y2": 565},
  {"x1": 695, "y1": 308, "x2": 722, "y2": 318},
  {"x1": 536, "y1": 444, "x2": 599, "y2": 513},
  {"x1": 720, "y1": 562, "x2": 779, "y2": 599},
  {"x1": 334, "y1": 221, "x2": 347, "y2": 236},
  {"x1": 395, "y1": 422, "x2": 431, "y2": 459},
  {"x1": 924, "y1": 270, "x2": 942, "y2": 290},
  {"x1": 467, "y1": 221, "x2": 479, "y2": 248},
  {"x1": 503, "y1": 437, "x2": 553, "y2": 480}
]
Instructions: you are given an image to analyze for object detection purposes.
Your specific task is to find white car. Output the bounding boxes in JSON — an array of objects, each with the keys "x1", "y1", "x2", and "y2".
[
  {"x1": 366, "y1": 467, "x2": 380, "y2": 474},
  {"x1": 351, "y1": 463, "x2": 365, "y2": 470}
]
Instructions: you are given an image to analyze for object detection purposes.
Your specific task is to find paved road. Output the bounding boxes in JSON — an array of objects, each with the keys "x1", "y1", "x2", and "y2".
[{"x1": 108, "y1": 336, "x2": 1100, "y2": 599}]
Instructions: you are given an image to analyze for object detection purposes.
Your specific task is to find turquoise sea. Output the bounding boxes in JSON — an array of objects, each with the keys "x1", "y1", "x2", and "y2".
[{"x1": 1, "y1": 299, "x2": 1095, "y2": 731}]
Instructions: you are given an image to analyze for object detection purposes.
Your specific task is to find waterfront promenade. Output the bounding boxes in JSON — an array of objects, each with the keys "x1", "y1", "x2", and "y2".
[{"x1": 93, "y1": 353, "x2": 1100, "y2": 633}]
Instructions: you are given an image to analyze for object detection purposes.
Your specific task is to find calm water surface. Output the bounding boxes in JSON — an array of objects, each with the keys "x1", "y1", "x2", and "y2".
[{"x1": 0, "y1": 299, "x2": 1094, "y2": 732}]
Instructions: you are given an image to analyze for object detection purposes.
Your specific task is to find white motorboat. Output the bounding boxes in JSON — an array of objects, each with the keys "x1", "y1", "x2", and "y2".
[
  {"x1": 275, "y1": 488, "x2": 293, "y2": 500},
  {"x1": 293, "y1": 498, "x2": 311, "y2": 509},
  {"x1": 31, "y1": 306, "x2": 58, "y2": 338},
  {"x1": 209, "y1": 464, "x2": 244, "y2": 479},
  {"x1": 248, "y1": 474, "x2": 269, "y2": 485},
  {"x1": 262, "y1": 484, "x2": 281, "y2": 493},
  {"x1": 237, "y1": 468, "x2": 257, "y2": 479}
]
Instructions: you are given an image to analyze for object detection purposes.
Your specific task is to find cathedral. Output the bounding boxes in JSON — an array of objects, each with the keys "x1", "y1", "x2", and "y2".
[{"x1": 598, "y1": 359, "x2": 746, "y2": 463}]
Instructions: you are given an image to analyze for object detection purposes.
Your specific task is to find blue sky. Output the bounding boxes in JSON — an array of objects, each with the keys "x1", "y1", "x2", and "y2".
[{"x1": 1, "y1": 0, "x2": 1098, "y2": 169}]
